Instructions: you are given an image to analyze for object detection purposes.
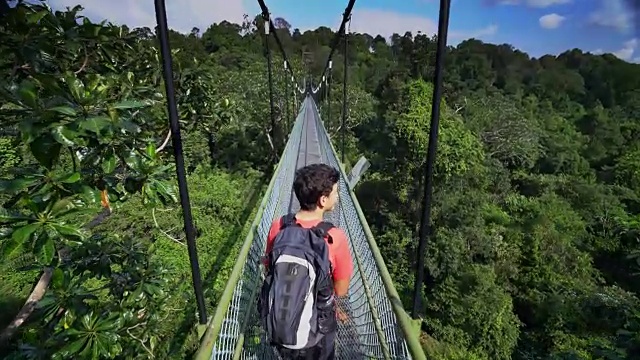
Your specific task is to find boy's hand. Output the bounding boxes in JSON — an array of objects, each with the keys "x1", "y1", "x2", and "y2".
[{"x1": 337, "y1": 307, "x2": 348, "y2": 322}]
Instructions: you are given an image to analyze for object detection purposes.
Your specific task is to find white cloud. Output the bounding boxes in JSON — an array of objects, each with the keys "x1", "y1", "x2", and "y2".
[
  {"x1": 348, "y1": 9, "x2": 497, "y2": 44},
  {"x1": 539, "y1": 13, "x2": 566, "y2": 29},
  {"x1": 589, "y1": 0, "x2": 632, "y2": 33},
  {"x1": 612, "y1": 38, "x2": 638, "y2": 61},
  {"x1": 499, "y1": 0, "x2": 571, "y2": 8},
  {"x1": 592, "y1": 39, "x2": 640, "y2": 62},
  {"x1": 49, "y1": 0, "x2": 253, "y2": 34},
  {"x1": 48, "y1": 1, "x2": 497, "y2": 46},
  {"x1": 450, "y1": 24, "x2": 499, "y2": 40},
  {"x1": 349, "y1": 9, "x2": 438, "y2": 38},
  {"x1": 526, "y1": 0, "x2": 571, "y2": 7}
]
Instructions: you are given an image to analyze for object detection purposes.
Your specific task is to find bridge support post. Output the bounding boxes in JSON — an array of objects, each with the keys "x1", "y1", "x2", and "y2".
[
  {"x1": 412, "y1": 0, "x2": 452, "y2": 319},
  {"x1": 153, "y1": 0, "x2": 207, "y2": 325}
]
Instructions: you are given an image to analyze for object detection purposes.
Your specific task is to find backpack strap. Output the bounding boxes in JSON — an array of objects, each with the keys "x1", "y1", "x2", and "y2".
[
  {"x1": 280, "y1": 213, "x2": 298, "y2": 229},
  {"x1": 312, "y1": 221, "x2": 335, "y2": 244}
]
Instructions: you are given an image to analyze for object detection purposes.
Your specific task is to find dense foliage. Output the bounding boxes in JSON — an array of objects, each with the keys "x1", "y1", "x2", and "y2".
[
  {"x1": 0, "y1": 2, "x2": 276, "y2": 358},
  {"x1": 1, "y1": 1, "x2": 639, "y2": 359}
]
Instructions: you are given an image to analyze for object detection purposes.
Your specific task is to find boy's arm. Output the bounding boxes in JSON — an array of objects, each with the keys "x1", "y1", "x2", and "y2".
[
  {"x1": 332, "y1": 229, "x2": 353, "y2": 297},
  {"x1": 262, "y1": 220, "x2": 280, "y2": 269},
  {"x1": 334, "y1": 279, "x2": 350, "y2": 297}
]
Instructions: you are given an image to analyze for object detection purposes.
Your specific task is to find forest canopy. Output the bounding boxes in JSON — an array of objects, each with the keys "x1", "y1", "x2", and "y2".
[{"x1": 1, "y1": 1, "x2": 639, "y2": 359}]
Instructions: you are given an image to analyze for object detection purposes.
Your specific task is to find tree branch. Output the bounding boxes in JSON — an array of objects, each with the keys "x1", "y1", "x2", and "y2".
[
  {"x1": 1, "y1": 100, "x2": 168, "y2": 343},
  {"x1": 152, "y1": 208, "x2": 186, "y2": 246},
  {"x1": 155, "y1": 130, "x2": 172, "y2": 154},
  {"x1": 74, "y1": 47, "x2": 89, "y2": 75},
  {"x1": 127, "y1": 326, "x2": 154, "y2": 358},
  {"x1": 11, "y1": 64, "x2": 31, "y2": 77},
  {"x1": 265, "y1": 126, "x2": 276, "y2": 152},
  {"x1": 0, "y1": 267, "x2": 54, "y2": 345},
  {"x1": 0, "y1": 206, "x2": 113, "y2": 344},
  {"x1": 85, "y1": 207, "x2": 112, "y2": 229}
]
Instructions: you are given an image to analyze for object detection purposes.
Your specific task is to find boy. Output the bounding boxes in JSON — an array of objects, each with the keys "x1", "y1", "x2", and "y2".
[{"x1": 262, "y1": 163, "x2": 353, "y2": 360}]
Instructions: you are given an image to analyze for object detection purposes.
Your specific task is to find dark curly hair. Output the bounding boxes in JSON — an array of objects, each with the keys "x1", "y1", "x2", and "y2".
[{"x1": 293, "y1": 163, "x2": 340, "y2": 211}]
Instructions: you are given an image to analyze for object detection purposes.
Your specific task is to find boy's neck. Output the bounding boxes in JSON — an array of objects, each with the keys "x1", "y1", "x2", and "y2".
[{"x1": 296, "y1": 209, "x2": 325, "y2": 221}]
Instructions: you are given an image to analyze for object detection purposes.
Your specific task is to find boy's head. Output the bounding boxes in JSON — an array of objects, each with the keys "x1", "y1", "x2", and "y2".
[{"x1": 293, "y1": 163, "x2": 340, "y2": 212}]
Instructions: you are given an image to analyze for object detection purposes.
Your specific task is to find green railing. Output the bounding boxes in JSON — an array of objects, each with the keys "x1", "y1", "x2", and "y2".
[{"x1": 195, "y1": 96, "x2": 425, "y2": 360}]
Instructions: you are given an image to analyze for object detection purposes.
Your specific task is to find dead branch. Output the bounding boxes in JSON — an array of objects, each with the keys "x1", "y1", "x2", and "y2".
[
  {"x1": 0, "y1": 100, "x2": 169, "y2": 343},
  {"x1": 0, "y1": 206, "x2": 112, "y2": 344},
  {"x1": 265, "y1": 126, "x2": 276, "y2": 153},
  {"x1": 0, "y1": 268, "x2": 53, "y2": 345},
  {"x1": 127, "y1": 326, "x2": 154, "y2": 358},
  {"x1": 152, "y1": 208, "x2": 186, "y2": 246},
  {"x1": 74, "y1": 48, "x2": 89, "y2": 75},
  {"x1": 155, "y1": 130, "x2": 172, "y2": 153},
  {"x1": 11, "y1": 64, "x2": 31, "y2": 77}
]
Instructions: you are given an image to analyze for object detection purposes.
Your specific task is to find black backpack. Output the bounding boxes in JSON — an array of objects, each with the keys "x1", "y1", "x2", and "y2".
[{"x1": 258, "y1": 214, "x2": 338, "y2": 349}]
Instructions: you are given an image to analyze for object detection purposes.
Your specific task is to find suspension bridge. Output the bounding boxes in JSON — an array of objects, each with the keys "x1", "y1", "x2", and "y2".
[
  {"x1": 151, "y1": 0, "x2": 452, "y2": 357},
  {"x1": 193, "y1": 95, "x2": 424, "y2": 360}
]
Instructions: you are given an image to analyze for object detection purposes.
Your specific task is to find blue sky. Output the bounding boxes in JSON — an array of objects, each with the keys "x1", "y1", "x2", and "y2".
[{"x1": 47, "y1": 0, "x2": 638, "y2": 62}]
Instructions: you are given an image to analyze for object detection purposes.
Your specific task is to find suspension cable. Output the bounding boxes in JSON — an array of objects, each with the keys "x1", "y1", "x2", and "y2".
[
  {"x1": 257, "y1": 0, "x2": 301, "y2": 151},
  {"x1": 341, "y1": 16, "x2": 351, "y2": 164},
  {"x1": 285, "y1": 61, "x2": 290, "y2": 135},
  {"x1": 293, "y1": 74, "x2": 298, "y2": 113},
  {"x1": 328, "y1": 60, "x2": 332, "y2": 132},
  {"x1": 257, "y1": 0, "x2": 298, "y2": 84},
  {"x1": 153, "y1": 0, "x2": 207, "y2": 324},
  {"x1": 262, "y1": 15, "x2": 279, "y2": 159},
  {"x1": 316, "y1": 0, "x2": 356, "y2": 88},
  {"x1": 412, "y1": 0, "x2": 451, "y2": 319}
]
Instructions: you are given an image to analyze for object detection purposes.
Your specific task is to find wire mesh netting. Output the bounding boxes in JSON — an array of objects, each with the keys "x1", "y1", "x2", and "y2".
[{"x1": 208, "y1": 96, "x2": 412, "y2": 360}]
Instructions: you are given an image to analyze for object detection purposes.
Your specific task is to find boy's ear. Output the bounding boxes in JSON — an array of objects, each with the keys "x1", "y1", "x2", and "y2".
[{"x1": 318, "y1": 195, "x2": 327, "y2": 208}]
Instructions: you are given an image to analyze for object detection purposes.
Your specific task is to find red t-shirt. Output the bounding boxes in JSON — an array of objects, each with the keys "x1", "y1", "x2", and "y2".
[{"x1": 264, "y1": 218, "x2": 353, "y2": 282}]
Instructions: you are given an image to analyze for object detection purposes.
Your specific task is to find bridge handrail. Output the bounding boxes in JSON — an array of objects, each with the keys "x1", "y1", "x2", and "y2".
[
  {"x1": 195, "y1": 97, "x2": 425, "y2": 360},
  {"x1": 310, "y1": 99, "x2": 426, "y2": 360},
  {"x1": 193, "y1": 130, "x2": 288, "y2": 360}
]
